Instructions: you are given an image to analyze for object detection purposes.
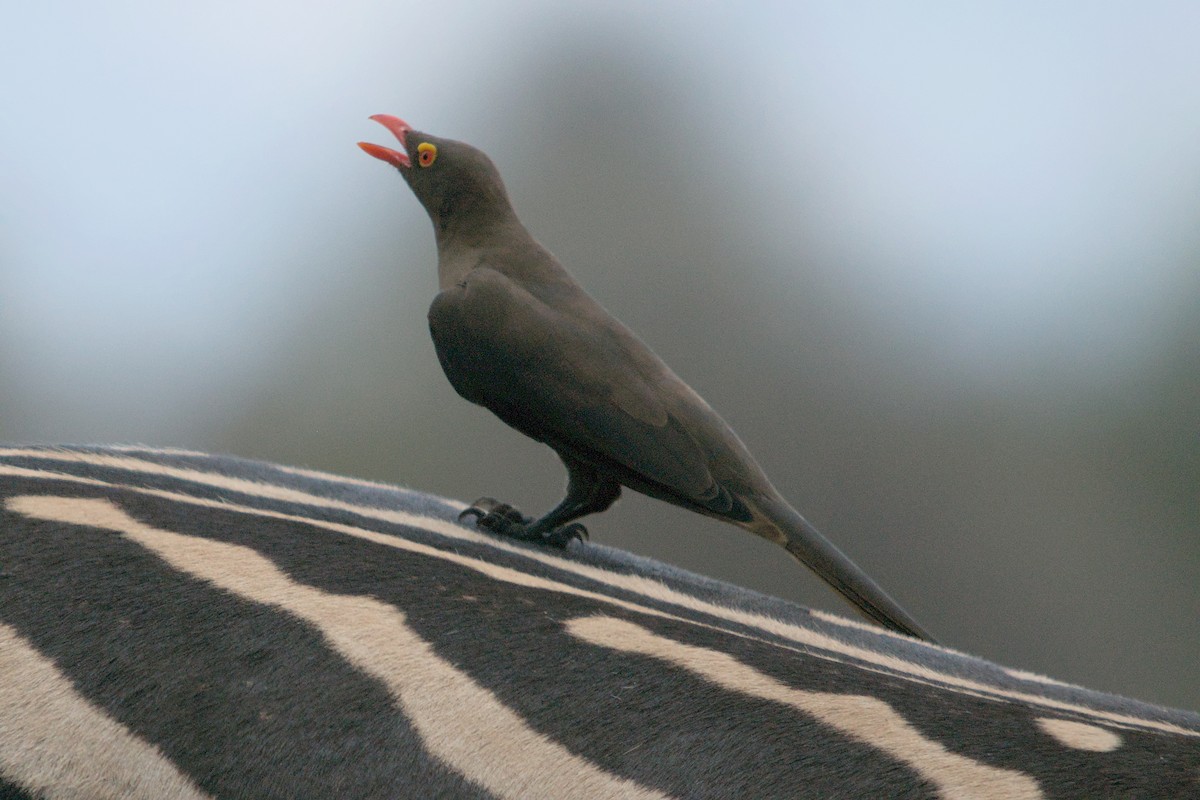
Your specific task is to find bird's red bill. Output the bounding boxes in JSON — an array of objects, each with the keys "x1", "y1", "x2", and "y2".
[{"x1": 357, "y1": 114, "x2": 413, "y2": 168}]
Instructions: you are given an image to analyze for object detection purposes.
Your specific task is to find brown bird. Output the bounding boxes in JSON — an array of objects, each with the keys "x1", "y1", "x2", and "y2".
[{"x1": 359, "y1": 115, "x2": 934, "y2": 641}]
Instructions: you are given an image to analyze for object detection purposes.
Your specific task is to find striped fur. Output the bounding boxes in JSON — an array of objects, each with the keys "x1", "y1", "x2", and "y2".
[{"x1": 0, "y1": 446, "x2": 1196, "y2": 799}]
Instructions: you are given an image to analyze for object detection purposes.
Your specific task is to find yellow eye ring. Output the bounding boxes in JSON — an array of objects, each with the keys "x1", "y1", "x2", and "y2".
[{"x1": 417, "y1": 142, "x2": 437, "y2": 167}]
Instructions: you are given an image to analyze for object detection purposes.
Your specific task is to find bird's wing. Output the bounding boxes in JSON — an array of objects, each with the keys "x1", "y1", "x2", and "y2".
[{"x1": 429, "y1": 268, "x2": 731, "y2": 510}]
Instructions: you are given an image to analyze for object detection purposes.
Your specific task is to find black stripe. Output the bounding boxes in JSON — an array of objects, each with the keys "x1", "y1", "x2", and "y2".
[{"x1": 0, "y1": 776, "x2": 40, "y2": 800}]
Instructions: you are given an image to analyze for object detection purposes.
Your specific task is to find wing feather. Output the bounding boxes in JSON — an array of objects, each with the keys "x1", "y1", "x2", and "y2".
[{"x1": 428, "y1": 268, "x2": 723, "y2": 506}]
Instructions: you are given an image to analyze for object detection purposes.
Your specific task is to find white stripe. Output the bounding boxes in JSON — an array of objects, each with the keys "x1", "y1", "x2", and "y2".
[
  {"x1": 0, "y1": 451, "x2": 1196, "y2": 738},
  {"x1": 0, "y1": 622, "x2": 212, "y2": 800},
  {"x1": 1035, "y1": 718, "x2": 1122, "y2": 752},
  {"x1": 8, "y1": 495, "x2": 671, "y2": 800},
  {"x1": 567, "y1": 615, "x2": 1044, "y2": 800}
]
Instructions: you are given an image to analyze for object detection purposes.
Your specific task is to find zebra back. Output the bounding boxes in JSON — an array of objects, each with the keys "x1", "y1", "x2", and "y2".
[{"x1": 1, "y1": 445, "x2": 1196, "y2": 798}]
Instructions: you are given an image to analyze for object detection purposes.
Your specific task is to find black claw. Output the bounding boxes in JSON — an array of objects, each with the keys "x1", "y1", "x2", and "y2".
[
  {"x1": 541, "y1": 523, "x2": 587, "y2": 548},
  {"x1": 458, "y1": 497, "x2": 531, "y2": 536},
  {"x1": 459, "y1": 497, "x2": 502, "y2": 522}
]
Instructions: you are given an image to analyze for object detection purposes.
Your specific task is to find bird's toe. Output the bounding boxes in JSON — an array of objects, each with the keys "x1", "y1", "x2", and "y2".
[
  {"x1": 541, "y1": 523, "x2": 587, "y2": 548},
  {"x1": 459, "y1": 498, "x2": 531, "y2": 534}
]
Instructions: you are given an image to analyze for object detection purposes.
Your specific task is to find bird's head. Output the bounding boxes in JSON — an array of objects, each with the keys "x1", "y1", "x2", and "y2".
[{"x1": 358, "y1": 115, "x2": 513, "y2": 235}]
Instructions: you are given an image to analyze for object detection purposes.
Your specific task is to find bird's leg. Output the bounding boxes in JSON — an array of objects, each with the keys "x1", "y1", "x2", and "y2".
[
  {"x1": 520, "y1": 464, "x2": 621, "y2": 546},
  {"x1": 459, "y1": 458, "x2": 621, "y2": 548}
]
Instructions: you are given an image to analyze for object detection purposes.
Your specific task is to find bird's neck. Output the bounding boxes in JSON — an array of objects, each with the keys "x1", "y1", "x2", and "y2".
[{"x1": 433, "y1": 208, "x2": 531, "y2": 290}]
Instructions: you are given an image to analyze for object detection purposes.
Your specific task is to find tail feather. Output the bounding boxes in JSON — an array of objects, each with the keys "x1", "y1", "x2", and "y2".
[{"x1": 754, "y1": 498, "x2": 936, "y2": 642}]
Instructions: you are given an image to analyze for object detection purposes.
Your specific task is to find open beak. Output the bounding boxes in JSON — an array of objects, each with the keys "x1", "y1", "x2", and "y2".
[{"x1": 357, "y1": 114, "x2": 412, "y2": 168}]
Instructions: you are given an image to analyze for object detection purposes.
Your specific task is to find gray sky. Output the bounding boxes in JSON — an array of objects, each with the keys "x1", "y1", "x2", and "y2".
[{"x1": 4, "y1": 2, "x2": 1197, "y2": 439}]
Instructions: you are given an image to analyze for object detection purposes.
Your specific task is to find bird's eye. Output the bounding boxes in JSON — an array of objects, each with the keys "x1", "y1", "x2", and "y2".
[{"x1": 417, "y1": 142, "x2": 437, "y2": 167}]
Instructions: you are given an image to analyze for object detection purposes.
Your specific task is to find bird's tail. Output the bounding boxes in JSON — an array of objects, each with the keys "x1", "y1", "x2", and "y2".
[{"x1": 752, "y1": 497, "x2": 936, "y2": 642}]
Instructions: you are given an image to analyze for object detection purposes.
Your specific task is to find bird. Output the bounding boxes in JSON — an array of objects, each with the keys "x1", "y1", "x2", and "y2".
[{"x1": 358, "y1": 115, "x2": 934, "y2": 641}]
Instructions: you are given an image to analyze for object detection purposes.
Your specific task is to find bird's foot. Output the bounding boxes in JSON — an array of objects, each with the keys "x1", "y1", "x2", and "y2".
[
  {"x1": 534, "y1": 522, "x2": 588, "y2": 548},
  {"x1": 458, "y1": 497, "x2": 530, "y2": 532},
  {"x1": 458, "y1": 498, "x2": 588, "y2": 549}
]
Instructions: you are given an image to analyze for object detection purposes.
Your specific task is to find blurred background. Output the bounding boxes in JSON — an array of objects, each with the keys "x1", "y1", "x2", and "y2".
[{"x1": 2, "y1": 2, "x2": 1197, "y2": 711}]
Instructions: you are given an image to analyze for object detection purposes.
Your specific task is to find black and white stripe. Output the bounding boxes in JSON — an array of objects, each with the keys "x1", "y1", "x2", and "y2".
[{"x1": 1, "y1": 446, "x2": 1196, "y2": 798}]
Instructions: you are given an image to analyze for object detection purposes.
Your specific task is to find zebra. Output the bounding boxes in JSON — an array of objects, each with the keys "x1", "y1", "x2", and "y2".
[{"x1": 1, "y1": 445, "x2": 1196, "y2": 798}]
